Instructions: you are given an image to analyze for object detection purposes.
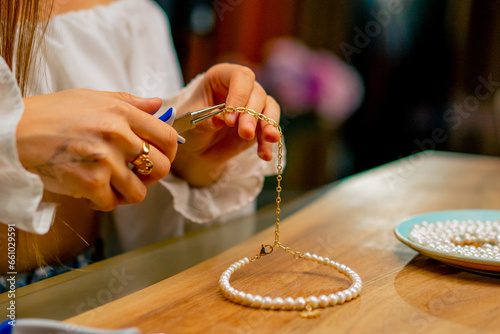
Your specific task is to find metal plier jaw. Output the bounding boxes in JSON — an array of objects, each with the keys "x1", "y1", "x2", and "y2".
[{"x1": 159, "y1": 103, "x2": 226, "y2": 144}]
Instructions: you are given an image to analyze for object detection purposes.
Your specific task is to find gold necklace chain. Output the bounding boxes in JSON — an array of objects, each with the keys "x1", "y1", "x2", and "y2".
[
  {"x1": 222, "y1": 106, "x2": 301, "y2": 261},
  {"x1": 219, "y1": 107, "x2": 362, "y2": 318}
]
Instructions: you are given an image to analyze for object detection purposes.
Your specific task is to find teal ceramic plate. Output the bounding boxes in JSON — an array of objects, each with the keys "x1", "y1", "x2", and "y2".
[{"x1": 394, "y1": 210, "x2": 500, "y2": 275}]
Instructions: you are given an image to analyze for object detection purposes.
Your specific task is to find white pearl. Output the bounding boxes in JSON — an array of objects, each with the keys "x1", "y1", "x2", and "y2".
[
  {"x1": 303, "y1": 252, "x2": 312, "y2": 260},
  {"x1": 328, "y1": 293, "x2": 339, "y2": 305},
  {"x1": 349, "y1": 287, "x2": 358, "y2": 298},
  {"x1": 339, "y1": 264, "x2": 347, "y2": 271},
  {"x1": 311, "y1": 254, "x2": 319, "y2": 261},
  {"x1": 262, "y1": 296, "x2": 273, "y2": 309},
  {"x1": 251, "y1": 295, "x2": 263, "y2": 308},
  {"x1": 243, "y1": 293, "x2": 253, "y2": 305},
  {"x1": 307, "y1": 296, "x2": 319, "y2": 308},
  {"x1": 284, "y1": 297, "x2": 295, "y2": 310},
  {"x1": 336, "y1": 291, "x2": 346, "y2": 304},
  {"x1": 243, "y1": 257, "x2": 250, "y2": 265},
  {"x1": 236, "y1": 291, "x2": 245, "y2": 303},
  {"x1": 295, "y1": 297, "x2": 306, "y2": 310},
  {"x1": 272, "y1": 297, "x2": 284, "y2": 309},
  {"x1": 344, "y1": 290, "x2": 353, "y2": 301},
  {"x1": 318, "y1": 295, "x2": 328, "y2": 308},
  {"x1": 317, "y1": 256, "x2": 324, "y2": 263},
  {"x1": 409, "y1": 219, "x2": 500, "y2": 261},
  {"x1": 229, "y1": 289, "x2": 238, "y2": 300}
]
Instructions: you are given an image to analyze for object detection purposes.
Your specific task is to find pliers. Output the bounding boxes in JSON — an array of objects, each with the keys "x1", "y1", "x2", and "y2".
[{"x1": 158, "y1": 103, "x2": 226, "y2": 143}]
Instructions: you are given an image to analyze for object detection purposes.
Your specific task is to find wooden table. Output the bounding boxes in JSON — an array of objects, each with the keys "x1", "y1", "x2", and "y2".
[{"x1": 61, "y1": 151, "x2": 500, "y2": 333}]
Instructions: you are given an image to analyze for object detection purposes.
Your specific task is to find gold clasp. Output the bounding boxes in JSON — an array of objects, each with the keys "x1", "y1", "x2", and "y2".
[
  {"x1": 300, "y1": 303, "x2": 321, "y2": 319},
  {"x1": 259, "y1": 244, "x2": 274, "y2": 256}
]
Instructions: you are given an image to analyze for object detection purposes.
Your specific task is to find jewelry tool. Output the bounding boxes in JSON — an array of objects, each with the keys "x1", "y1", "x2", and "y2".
[{"x1": 158, "y1": 103, "x2": 226, "y2": 143}]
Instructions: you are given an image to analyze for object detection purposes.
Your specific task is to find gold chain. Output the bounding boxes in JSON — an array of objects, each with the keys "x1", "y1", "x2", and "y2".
[{"x1": 222, "y1": 106, "x2": 303, "y2": 262}]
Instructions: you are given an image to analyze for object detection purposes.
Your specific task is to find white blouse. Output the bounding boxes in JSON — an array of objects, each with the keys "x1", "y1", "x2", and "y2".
[
  {"x1": 0, "y1": 58, "x2": 56, "y2": 234},
  {"x1": 0, "y1": 0, "x2": 278, "y2": 251}
]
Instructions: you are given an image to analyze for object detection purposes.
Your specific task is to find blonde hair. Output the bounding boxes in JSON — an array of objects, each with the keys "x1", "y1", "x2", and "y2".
[{"x1": 0, "y1": 0, "x2": 53, "y2": 96}]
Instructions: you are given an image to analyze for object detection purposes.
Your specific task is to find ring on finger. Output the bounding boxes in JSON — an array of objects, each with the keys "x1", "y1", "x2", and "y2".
[{"x1": 131, "y1": 142, "x2": 153, "y2": 175}]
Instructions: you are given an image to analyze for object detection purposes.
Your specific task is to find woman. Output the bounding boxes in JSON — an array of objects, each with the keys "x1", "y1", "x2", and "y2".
[{"x1": 0, "y1": 0, "x2": 281, "y2": 287}]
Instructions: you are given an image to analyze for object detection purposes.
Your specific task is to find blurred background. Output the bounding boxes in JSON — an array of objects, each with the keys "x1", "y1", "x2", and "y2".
[{"x1": 154, "y1": 0, "x2": 500, "y2": 207}]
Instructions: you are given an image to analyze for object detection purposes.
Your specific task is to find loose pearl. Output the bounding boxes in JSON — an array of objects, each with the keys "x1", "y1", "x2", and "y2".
[
  {"x1": 295, "y1": 297, "x2": 306, "y2": 310},
  {"x1": 318, "y1": 295, "x2": 329, "y2": 308},
  {"x1": 284, "y1": 297, "x2": 295, "y2": 310},
  {"x1": 409, "y1": 219, "x2": 500, "y2": 260},
  {"x1": 307, "y1": 296, "x2": 319, "y2": 308},
  {"x1": 272, "y1": 297, "x2": 284, "y2": 309}
]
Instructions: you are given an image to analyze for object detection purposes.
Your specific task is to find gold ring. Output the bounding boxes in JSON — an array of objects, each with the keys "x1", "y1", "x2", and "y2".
[{"x1": 131, "y1": 142, "x2": 153, "y2": 175}]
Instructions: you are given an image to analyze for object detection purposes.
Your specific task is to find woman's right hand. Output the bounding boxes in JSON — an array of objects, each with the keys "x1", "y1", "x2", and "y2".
[{"x1": 16, "y1": 89, "x2": 178, "y2": 211}]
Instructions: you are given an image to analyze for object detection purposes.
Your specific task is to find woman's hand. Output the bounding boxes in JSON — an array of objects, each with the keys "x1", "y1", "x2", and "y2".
[
  {"x1": 17, "y1": 89, "x2": 178, "y2": 210},
  {"x1": 171, "y1": 63, "x2": 281, "y2": 186}
]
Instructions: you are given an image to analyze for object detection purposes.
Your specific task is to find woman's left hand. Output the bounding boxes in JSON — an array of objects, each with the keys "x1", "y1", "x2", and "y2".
[{"x1": 171, "y1": 63, "x2": 281, "y2": 187}]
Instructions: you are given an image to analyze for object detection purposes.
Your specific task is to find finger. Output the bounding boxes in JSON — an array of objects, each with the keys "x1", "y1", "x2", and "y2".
[
  {"x1": 124, "y1": 110, "x2": 179, "y2": 162},
  {"x1": 260, "y1": 95, "x2": 281, "y2": 143},
  {"x1": 255, "y1": 96, "x2": 281, "y2": 161},
  {"x1": 95, "y1": 118, "x2": 175, "y2": 182},
  {"x1": 132, "y1": 143, "x2": 172, "y2": 186},
  {"x1": 238, "y1": 82, "x2": 267, "y2": 140},
  {"x1": 257, "y1": 129, "x2": 274, "y2": 161},
  {"x1": 96, "y1": 90, "x2": 163, "y2": 115},
  {"x1": 78, "y1": 162, "x2": 119, "y2": 212},
  {"x1": 106, "y1": 147, "x2": 148, "y2": 205},
  {"x1": 53, "y1": 139, "x2": 118, "y2": 211},
  {"x1": 210, "y1": 65, "x2": 255, "y2": 125},
  {"x1": 90, "y1": 90, "x2": 178, "y2": 161}
]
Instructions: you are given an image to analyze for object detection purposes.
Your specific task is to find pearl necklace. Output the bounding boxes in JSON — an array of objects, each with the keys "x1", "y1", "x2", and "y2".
[
  {"x1": 218, "y1": 107, "x2": 362, "y2": 318},
  {"x1": 409, "y1": 219, "x2": 500, "y2": 260}
]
